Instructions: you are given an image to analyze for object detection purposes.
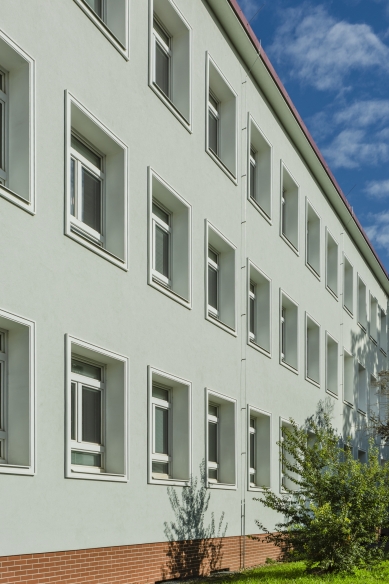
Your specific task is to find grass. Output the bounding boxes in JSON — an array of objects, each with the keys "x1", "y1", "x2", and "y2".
[{"x1": 205, "y1": 561, "x2": 389, "y2": 583}]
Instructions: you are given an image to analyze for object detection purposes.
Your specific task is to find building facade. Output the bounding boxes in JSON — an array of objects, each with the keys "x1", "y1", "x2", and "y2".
[{"x1": 0, "y1": 0, "x2": 388, "y2": 582}]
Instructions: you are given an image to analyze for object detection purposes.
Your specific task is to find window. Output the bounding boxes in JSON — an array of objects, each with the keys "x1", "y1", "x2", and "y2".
[
  {"x1": 358, "y1": 449, "x2": 367, "y2": 463},
  {"x1": 206, "y1": 54, "x2": 237, "y2": 180},
  {"x1": 248, "y1": 261, "x2": 271, "y2": 354},
  {"x1": 306, "y1": 314, "x2": 320, "y2": 385},
  {"x1": 343, "y1": 349, "x2": 354, "y2": 406},
  {"x1": 148, "y1": 367, "x2": 191, "y2": 485},
  {"x1": 357, "y1": 363, "x2": 367, "y2": 414},
  {"x1": 248, "y1": 408, "x2": 271, "y2": 490},
  {"x1": 326, "y1": 229, "x2": 338, "y2": 297},
  {"x1": 206, "y1": 222, "x2": 236, "y2": 334},
  {"x1": 280, "y1": 419, "x2": 297, "y2": 491},
  {"x1": 150, "y1": 0, "x2": 191, "y2": 128},
  {"x1": 0, "y1": 308, "x2": 35, "y2": 475},
  {"x1": 326, "y1": 332, "x2": 338, "y2": 396},
  {"x1": 0, "y1": 30, "x2": 35, "y2": 212},
  {"x1": 66, "y1": 335, "x2": 128, "y2": 481},
  {"x1": 280, "y1": 291, "x2": 298, "y2": 372},
  {"x1": 343, "y1": 254, "x2": 354, "y2": 315},
  {"x1": 357, "y1": 276, "x2": 367, "y2": 331},
  {"x1": 281, "y1": 164, "x2": 299, "y2": 252},
  {"x1": 370, "y1": 294, "x2": 378, "y2": 343},
  {"x1": 73, "y1": 0, "x2": 129, "y2": 58},
  {"x1": 206, "y1": 389, "x2": 236, "y2": 489},
  {"x1": 70, "y1": 358, "x2": 105, "y2": 471},
  {"x1": 66, "y1": 92, "x2": 128, "y2": 269},
  {"x1": 369, "y1": 374, "x2": 379, "y2": 419},
  {"x1": 148, "y1": 169, "x2": 191, "y2": 306},
  {"x1": 380, "y1": 308, "x2": 387, "y2": 354},
  {"x1": 306, "y1": 200, "x2": 320, "y2": 277},
  {"x1": 248, "y1": 116, "x2": 272, "y2": 219}
]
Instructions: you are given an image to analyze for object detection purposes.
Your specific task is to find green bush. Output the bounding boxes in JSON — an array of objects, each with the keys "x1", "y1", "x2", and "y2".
[{"x1": 255, "y1": 408, "x2": 389, "y2": 573}]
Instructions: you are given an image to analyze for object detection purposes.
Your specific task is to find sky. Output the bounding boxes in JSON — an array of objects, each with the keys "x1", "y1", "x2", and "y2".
[{"x1": 238, "y1": 0, "x2": 389, "y2": 272}]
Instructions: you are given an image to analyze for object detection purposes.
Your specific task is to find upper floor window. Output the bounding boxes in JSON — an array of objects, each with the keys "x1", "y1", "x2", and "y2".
[
  {"x1": 208, "y1": 91, "x2": 219, "y2": 156},
  {"x1": 248, "y1": 116, "x2": 272, "y2": 219},
  {"x1": 281, "y1": 164, "x2": 299, "y2": 252},
  {"x1": 208, "y1": 403, "x2": 219, "y2": 482},
  {"x1": 208, "y1": 247, "x2": 219, "y2": 319},
  {"x1": 151, "y1": 383, "x2": 171, "y2": 478},
  {"x1": 153, "y1": 17, "x2": 171, "y2": 99},
  {"x1": 152, "y1": 201, "x2": 171, "y2": 287},
  {"x1": 206, "y1": 389, "x2": 237, "y2": 489},
  {"x1": 280, "y1": 291, "x2": 298, "y2": 372},
  {"x1": 248, "y1": 261, "x2": 271, "y2": 355}
]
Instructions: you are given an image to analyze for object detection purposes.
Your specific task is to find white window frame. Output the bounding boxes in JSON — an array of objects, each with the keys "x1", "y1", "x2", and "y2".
[
  {"x1": 357, "y1": 274, "x2": 367, "y2": 332},
  {"x1": 153, "y1": 16, "x2": 172, "y2": 100},
  {"x1": 152, "y1": 200, "x2": 172, "y2": 288},
  {"x1": 325, "y1": 228, "x2": 339, "y2": 299},
  {"x1": 343, "y1": 253, "x2": 354, "y2": 317},
  {"x1": 65, "y1": 335, "x2": 129, "y2": 482},
  {"x1": 207, "y1": 246, "x2": 220, "y2": 319},
  {"x1": 70, "y1": 132, "x2": 105, "y2": 245},
  {"x1": 305, "y1": 199, "x2": 321, "y2": 279},
  {"x1": 343, "y1": 347, "x2": 354, "y2": 407},
  {"x1": 325, "y1": 331, "x2": 339, "y2": 398},
  {"x1": 280, "y1": 162, "x2": 299, "y2": 255},
  {"x1": 70, "y1": 358, "x2": 106, "y2": 474},
  {"x1": 73, "y1": 0, "x2": 130, "y2": 60},
  {"x1": 380, "y1": 308, "x2": 387, "y2": 356},
  {"x1": 370, "y1": 293, "x2": 378, "y2": 344},
  {"x1": 305, "y1": 313, "x2": 320, "y2": 387},
  {"x1": 247, "y1": 260, "x2": 272, "y2": 356},
  {"x1": 207, "y1": 403, "x2": 219, "y2": 483},
  {"x1": 208, "y1": 90, "x2": 220, "y2": 158},
  {"x1": 247, "y1": 406, "x2": 272, "y2": 492},
  {"x1": 151, "y1": 383, "x2": 171, "y2": 479},
  {"x1": 280, "y1": 418, "x2": 297, "y2": 492},
  {"x1": 249, "y1": 281, "x2": 255, "y2": 342},
  {"x1": 280, "y1": 290, "x2": 299, "y2": 374}
]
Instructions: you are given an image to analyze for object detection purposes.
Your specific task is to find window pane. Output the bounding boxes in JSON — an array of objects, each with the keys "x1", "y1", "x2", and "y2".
[
  {"x1": 0, "y1": 101, "x2": 3, "y2": 170},
  {"x1": 71, "y1": 451, "x2": 101, "y2": 467},
  {"x1": 152, "y1": 460, "x2": 169, "y2": 475},
  {"x1": 208, "y1": 111, "x2": 218, "y2": 155},
  {"x1": 152, "y1": 385, "x2": 169, "y2": 401},
  {"x1": 208, "y1": 421, "x2": 218, "y2": 463},
  {"x1": 250, "y1": 417, "x2": 255, "y2": 428},
  {"x1": 208, "y1": 266, "x2": 218, "y2": 310},
  {"x1": 84, "y1": 0, "x2": 103, "y2": 18},
  {"x1": 71, "y1": 135, "x2": 101, "y2": 169},
  {"x1": 155, "y1": 42, "x2": 170, "y2": 98},
  {"x1": 208, "y1": 404, "x2": 218, "y2": 417},
  {"x1": 71, "y1": 382, "x2": 76, "y2": 441},
  {"x1": 154, "y1": 18, "x2": 170, "y2": 46},
  {"x1": 209, "y1": 93, "x2": 218, "y2": 111},
  {"x1": 250, "y1": 160, "x2": 256, "y2": 199},
  {"x1": 208, "y1": 468, "x2": 218, "y2": 480},
  {"x1": 155, "y1": 225, "x2": 169, "y2": 278},
  {"x1": 250, "y1": 296, "x2": 255, "y2": 336},
  {"x1": 71, "y1": 359, "x2": 101, "y2": 380},
  {"x1": 0, "y1": 362, "x2": 2, "y2": 431},
  {"x1": 250, "y1": 431, "x2": 255, "y2": 469},
  {"x1": 208, "y1": 248, "x2": 218, "y2": 264},
  {"x1": 155, "y1": 406, "x2": 168, "y2": 454},
  {"x1": 70, "y1": 158, "x2": 75, "y2": 216},
  {"x1": 82, "y1": 387, "x2": 101, "y2": 444},
  {"x1": 152, "y1": 202, "x2": 169, "y2": 225},
  {"x1": 82, "y1": 168, "x2": 102, "y2": 233}
]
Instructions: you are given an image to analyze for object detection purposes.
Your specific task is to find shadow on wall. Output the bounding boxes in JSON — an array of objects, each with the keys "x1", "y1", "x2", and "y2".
[{"x1": 162, "y1": 460, "x2": 228, "y2": 580}]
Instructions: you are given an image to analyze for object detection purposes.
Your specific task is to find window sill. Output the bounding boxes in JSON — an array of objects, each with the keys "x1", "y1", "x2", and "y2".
[
  {"x1": 66, "y1": 224, "x2": 128, "y2": 271},
  {"x1": 326, "y1": 389, "x2": 339, "y2": 400},
  {"x1": 248, "y1": 339, "x2": 271, "y2": 359},
  {"x1": 305, "y1": 375, "x2": 320, "y2": 389},
  {"x1": 248, "y1": 484, "x2": 270, "y2": 492},
  {"x1": 343, "y1": 305, "x2": 353, "y2": 319},
  {"x1": 206, "y1": 148, "x2": 237, "y2": 185},
  {"x1": 326, "y1": 285, "x2": 338, "y2": 301},
  {"x1": 208, "y1": 481, "x2": 237, "y2": 490},
  {"x1": 0, "y1": 463, "x2": 35, "y2": 476},
  {"x1": 206, "y1": 313, "x2": 237, "y2": 337},
  {"x1": 149, "y1": 275, "x2": 192, "y2": 309},
  {"x1": 248, "y1": 196, "x2": 272, "y2": 225},
  {"x1": 306, "y1": 262, "x2": 321, "y2": 281},
  {"x1": 149, "y1": 82, "x2": 192, "y2": 133},
  {"x1": 149, "y1": 477, "x2": 190, "y2": 487},
  {"x1": 67, "y1": 467, "x2": 127, "y2": 482},
  {"x1": 280, "y1": 233, "x2": 299, "y2": 256},
  {"x1": 72, "y1": 0, "x2": 129, "y2": 60},
  {"x1": 280, "y1": 358, "x2": 298, "y2": 376},
  {"x1": 0, "y1": 184, "x2": 35, "y2": 215}
]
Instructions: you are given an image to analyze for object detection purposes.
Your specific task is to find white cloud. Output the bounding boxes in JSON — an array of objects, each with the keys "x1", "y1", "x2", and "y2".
[
  {"x1": 322, "y1": 129, "x2": 389, "y2": 169},
  {"x1": 334, "y1": 100, "x2": 389, "y2": 127},
  {"x1": 365, "y1": 211, "x2": 389, "y2": 250},
  {"x1": 239, "y1": 0, "x2": 260, "y2": 21},
  {"x1": 364, "y1": 179, "x2": 389, "y2": 198},
  {"x1": 269, "y1": 4, "x2": 389, "y2": 91}
]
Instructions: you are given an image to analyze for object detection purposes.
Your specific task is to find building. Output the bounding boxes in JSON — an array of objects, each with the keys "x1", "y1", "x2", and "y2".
[{"x1": 0, "y1": 0, "x2": 388, "y2": 582}]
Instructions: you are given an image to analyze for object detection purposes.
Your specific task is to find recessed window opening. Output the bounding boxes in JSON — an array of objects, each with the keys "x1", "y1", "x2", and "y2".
[
  {"x1": 326, "y1": 230, "x2": 338, "y2": 296},
  {"x1": 369, "y1": 375, "x2": 379, "y2": 418},
  {"x1": 357, "y1": 276, "x2": 367, "y2": 330},
  {"x1": 249, "y1": 416, "x2": 256, "y2": 486},
  {"x1": 152, "y1": 200, "x2": 172, "y2": 287},
  {"x1": 370, "y1": 295, "x2": 378, "y2": 342},
  {"x1": 306, "y1": 315, "x2": 320, "y2": 385},
  {"x1": 281, "y1": 420, "x2": 297, "y2": 491},
  {"x1": 248, "y1": 409, "x2": 271, "y2": 489},
  {"x1": 249, "y1": 282, "x2": 255, "y2": 341},
  {"x1": 248, "y1": 264, "x2": 271, "y2": 354},
  {"x1": 84, "y1": 0, "x2": 105, "y2": 20},
  {"x1": 208, "y1": 91, "x2": 219, "y2": 157},
  {"x1": 306, "y1": 201, "x2": 320, "y2": 276},
  {"x1": 326, "y1": 333, "x2": 338, "y2": 396},
  {"x1": 249, "y1": 148, "x2": 256, "y2": 203},
  {"x1": 152, "y1": 383, "x2": 171, "y2": 479},
  {"x1": 280, "y1": 292, "x2": 298, "y2": 371},
  {"x1": 0, "y1": 67, "x2": 6, "y2": 186},
  {"x1": 281, "y1": 165, "x2": 299, "y2": 251},
  {"x1": 208, "y1": 247, "x2": 219, "y2": 319},
  {"x1": 153, "y1": 16, "x2": 171, "y2": 99},
  {"x1": 70, "y1": 357, "x2": 105, "y2": 472},
  {"x1": 380, "y1": 309, "x2": 387, "y2": 354},
  {"x1": 343, "y1": 349, "x2": 354, "y2": 405},
  {"x1": 249, "y1": 119, "x2": 272, "y2": 218},
  {"x1": 70, "y1": 133, "x2": 104, "y2": 245},
  {"x1": 208, "y1": 403, "x2": 219, "y2": 482},
  {"x1": 0, "y1": 330, "x2": 6, "y2": 463},
  {"x1": 357, "y1": 363, "x2": 367, "y2": 414},
  {"x1": 343, "y1": 255, "x2": 354, "y2": 315},
  {"x1": 358, "y1": 449, "x2": 367, "y2": 463}
]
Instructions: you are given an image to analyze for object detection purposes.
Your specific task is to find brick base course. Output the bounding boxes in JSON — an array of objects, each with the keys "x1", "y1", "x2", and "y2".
[{"x1": 0, "y1": 535, "x2": 279, "y2": 584}]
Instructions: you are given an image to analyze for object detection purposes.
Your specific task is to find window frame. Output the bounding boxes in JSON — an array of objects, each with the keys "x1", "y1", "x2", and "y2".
[
  {"x1": 248, "y1": 406, "x2": 271, "y2": 492},
  {"x1": 305, "y1": 198, "x2": 321, "y2": 279},
  {"x1": 343, "y1": 253, "x2": 354, "y2": 317},
  {"x1": 152, "y1": 199, "x2": 172, "y2": 288},
  {"x1": 153, "y1": 15, "x2": 172, "y2": 100},
  {"x1": 247, "y1": 260, "x2": 272, "y2": 357},
  {"x1": 325, "y1": 228, "x2": 339, "y2": 299},
  {"x1": 208, "y1": 90, "x2": 220, "y2": 158},
  {"x1": 151, "y1": 383, "x2": 172, "y2": 479},
  {"x1": 280, "y1": 290, "x2": 299, "y2": 374},
  {"x1": 325, "y1": 331, "x2": 339, "y2": 398},
  {"x1": 305, "y1": 313, "x2": 320, "y2": 388},
  {"x1": 207, "y1": 246, "x2": 220, "y2": 319},
  {"x1": 280, "y1": 162, "x2": 299, "y2": 255},
  {"x1": 247, "y1": 114, "x2": 273, "y2": 222},
  {"x1": 207, "y1": 402, "x2": 219, "y2": 483}
]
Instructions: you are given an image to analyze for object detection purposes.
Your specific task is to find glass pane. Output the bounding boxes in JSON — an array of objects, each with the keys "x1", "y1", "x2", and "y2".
[
  {"x1": 208, "y1": 421, "x2": 218, "y2": 463},
  {"x1": 71, "y1": 135, "x2": 101, "y2": 169},
  {"x1": 208, "y1": 111, "x2": 218, "y2": 155},
  {"x1": 250, "y1": 472, "x2": 255, "y2": 484},
  {"x1": 250, "y1": 417, "x2": 255, "y2": 428},
  {"x1": 152, "y1": 202, "x2": 169, "y2": 225},
  {"x1": 155, "y1": 407, "x2": 168, "y2": 454},
  {"x1": 155, "y1": 42, "x2": 170, "y2": 98},
  {"x1": 155, "y1": 225, "x2": 169, "y2": 278},
  {"x1": 0, "y1": 101, "x2": 3, "y2": 170},
  {"x1": 250, "y1": 432, "x2": 255, "y2": 469},
  {"x1": 208, "y1": 266, "x2": 218, "y2": 310},
  {"x1": 208, "y1": 468, "x2": 218, "y2": 480},
  {"x1": 71, "y1": 450, "x2": 101, "y2": 467},
  {"x1": 0, "y1": 362, "x2": 2, "y2": 430},
  {"x1": 208, "y1": 248, "x2": 218, "y2": 264},
  {"x1": 250, "y1": 296, "x2": 255, "y2": 336},
  {"x1": 70, "y1": 158, "x2": 75, "y2": 216},
  {"x1": 208, "y1": 404, "x2": 218, "y2": 417},
  {"x1": 84, "y1": 0, "x2": 103, "y2": 17},
  {"x1": 152, "y1": 461, "x2": 169, "y2": 475},
  {"x1": 82, "y1": 168, "x2": 101, "y2": 233},
  {"x1": 154, "y1": 18, "x2": 170, "y2": 46},
  {"x1": 82, "y1": 387, "x2": 101, "y2": 444},
  {"x1": 71, "y1": 359, "x2": 101, "y2": 380},
  {"x1": 209, "y1": 92, "x2": 218, "y2": 111},
  {"x1": 152, "y1": 385, "x2": 169, "y2": 401},
  {"x1": 71, "y1": 382, "x2": 76, "y2": 441},
  {"x1": 250, "y1": 160, "x2": 256, "y2": 199}
]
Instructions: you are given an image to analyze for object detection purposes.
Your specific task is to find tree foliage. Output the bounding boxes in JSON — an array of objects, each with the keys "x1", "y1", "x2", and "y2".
[{"x1": 255, "y1": 407, "x2": 389, "y2": 573}]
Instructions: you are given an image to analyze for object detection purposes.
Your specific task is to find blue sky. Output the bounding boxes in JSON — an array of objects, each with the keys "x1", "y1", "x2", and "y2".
[{"x1": 238, "y1": 0, "x2": 389, "y2": 271}]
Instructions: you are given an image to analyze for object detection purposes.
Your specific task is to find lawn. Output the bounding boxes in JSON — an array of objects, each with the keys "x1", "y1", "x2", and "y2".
[{"x1": 207, "y1": 561, "x2": 389, "y2": 583}]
